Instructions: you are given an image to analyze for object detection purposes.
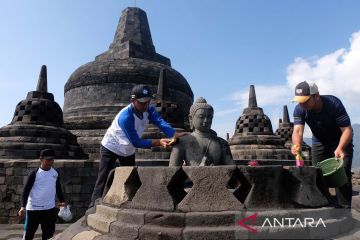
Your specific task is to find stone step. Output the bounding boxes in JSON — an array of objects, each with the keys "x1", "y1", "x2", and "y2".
[
  {"x1": 72, "y1": 230, "x2": 101, "y2": 240},
  {"x1": 93, "y1": 204, "x2": 120, "y2": 219},
  {"x1": 110, "y1": 222, "x2": 140, "y2": 240},
  {"x1": 87, "y1": 214, "x2": 114, "y2": 234},
  {"x1": 87, "y1": 205, "x2": 119, "y2": 233}
]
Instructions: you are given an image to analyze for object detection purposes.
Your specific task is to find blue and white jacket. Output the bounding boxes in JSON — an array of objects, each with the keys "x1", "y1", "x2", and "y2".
[{"x1": 101, "y1": 103, "x2": 175, "y2": 156}]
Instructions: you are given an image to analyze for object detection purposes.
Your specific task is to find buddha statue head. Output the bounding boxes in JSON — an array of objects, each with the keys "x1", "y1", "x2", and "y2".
[
  {"x1": 189, "y1": 97, "x2": 214, "y2": 133},
  {"x1": 169, "y1": 97, "x2": 233, "y2": 166}
]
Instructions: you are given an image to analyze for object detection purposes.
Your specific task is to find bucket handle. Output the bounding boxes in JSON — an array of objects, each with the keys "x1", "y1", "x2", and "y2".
[{"x1": 316, "y1": 158, "x2": 342, "y2": 168}]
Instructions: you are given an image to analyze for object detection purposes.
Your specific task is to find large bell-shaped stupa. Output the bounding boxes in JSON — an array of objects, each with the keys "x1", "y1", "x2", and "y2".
[{"x1": 63, "y1": 7, "x2": 193, "y2": 160}]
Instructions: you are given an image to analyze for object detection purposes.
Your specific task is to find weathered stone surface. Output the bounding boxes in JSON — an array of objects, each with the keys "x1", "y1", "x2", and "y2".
[
  {"x1": 182, "y1": 226, "x2": 237, "y2": 240},
  {"x1": 178, "y1": 166, "x2": 243, "y2": 212},
  {"x1": 117, "y1": 208, "x2": 147, "y2": 225},
  {"x1": 241, "y1": 166, "x2": 284, "y2": 208},
  {"x1": 284, "y1": 167, "x2": 329, "y2": 207},
  {"x1": 145, "y1": 211, "x2": 185, "y2": 227},
  {"x1": 93, "y1": 234, "x2": 119, "y2": 240},
  {"x1": 72, "y1": 230, "x2": 101, "y2": 240},
  {"x1": 110, "y1": 222, "x2": 141, "y2": 240},
  {"x1": 130, "y1": 167, "x2": 180, "y2": 211},
  {"x1": 103, "y1": 167, "x2": 140, "y2": 207},
  {"x1": 140, "y1": 225, "x2": 182, "y2": 240},
  {"x1": 87, "y1": 203, "x2": 119, "y2": 233},
  {"x1": 185, "y1": 211, "x2": 236, "y2": 227}
]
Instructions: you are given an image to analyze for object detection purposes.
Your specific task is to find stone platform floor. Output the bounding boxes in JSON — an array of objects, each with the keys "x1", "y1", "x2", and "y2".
[
  {"x1": 1, "y1": 210, "x2": 360, "y2": 240},
  {"x1": 1, "y1": 187, "x2": 359, "y2": 239}
]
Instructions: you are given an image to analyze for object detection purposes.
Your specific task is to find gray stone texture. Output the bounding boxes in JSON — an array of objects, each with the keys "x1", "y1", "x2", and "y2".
[
  {"x1": 102, "y1": 167, "x2": 140, "y2": 207},
  {"x1": 130, "y1": 167, "x2": 182, "y2": 211},
  {"x1": 241, "y1": 166, "x2": 285, "y2": 208},
  {"x1": 229, "y1": 85, "x2": 293, "y2": 162},
  {"x1": 178, "y1": 166, "x2": 243, "y2": 212},
  {"x1": 58, "y1": 206, "x2": 353, "y2": 239},
  {"x1": 87, "y1": 204, "x2": 120, "y2": 233},
  {"x1": 284, "y1": 167, "x2": 329, "y2": 207},
  {"x1": 63, "y1": 7, "x2": 193, "y2": 160}
]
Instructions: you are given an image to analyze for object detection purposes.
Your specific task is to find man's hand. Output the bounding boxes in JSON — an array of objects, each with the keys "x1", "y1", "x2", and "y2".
[
  {"x1": 334, "y1": 147, "x2": 346, "y2": 160},
  {"x1": 291, "y1": 144, "x2": 301, "y2": 155},
  {"x1": 159, "y1": 138, "x2": 171, "y2": 148},
  {"x1": 18, "y1": 207, "x2": 26, "y2": 218}
]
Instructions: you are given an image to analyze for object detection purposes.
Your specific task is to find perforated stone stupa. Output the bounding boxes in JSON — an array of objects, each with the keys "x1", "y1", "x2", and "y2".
[
  {"x1": 0, "y1": 66, "x2": 86, "y2": 159},
  {"x1": 229, "y1": 85, "x2": 293, "y2": 162},
  {"x1": 63, "y1": 7, "x2": 193, "y2": 160},
  {"x1": 275, "y1": 105, "x2": 311, "y2": 160},
  {"x1": 275, "y1": 105, "x2": 294, "y2": 149}
]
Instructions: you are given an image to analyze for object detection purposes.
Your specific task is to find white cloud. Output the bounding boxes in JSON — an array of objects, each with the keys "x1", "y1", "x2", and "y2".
[
  {"x1": 287, "y1": 30, "x2": 360, "y2": 117},
  {"x1": 214, "y1": 30, "x2": 360, "y2": 139}
]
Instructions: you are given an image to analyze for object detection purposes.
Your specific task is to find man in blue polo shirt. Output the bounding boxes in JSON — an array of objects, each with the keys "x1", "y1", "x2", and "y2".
[
  {"x1": 291, "y1": 81, "x2": 353, "y2": 208},
  {"x1": 90, "y1": 84, "x2": 182, "y2": 207}
]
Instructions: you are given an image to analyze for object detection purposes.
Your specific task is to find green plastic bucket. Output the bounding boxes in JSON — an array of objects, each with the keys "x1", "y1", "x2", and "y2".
[{"x1": 317, "y1": 158, "x2": 347, "y2": 188}]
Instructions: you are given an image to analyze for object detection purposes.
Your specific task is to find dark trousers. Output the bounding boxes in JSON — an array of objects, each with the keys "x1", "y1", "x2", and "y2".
[
  {"x1": 311, "y1": 142, "x2": 353, "y2": 207},
  {"x1": 23, "y1": 208, "x2": 57, "y2": 240},
  {"x1": 90, "y1": 145, "x2": 135, "y2": 205}
]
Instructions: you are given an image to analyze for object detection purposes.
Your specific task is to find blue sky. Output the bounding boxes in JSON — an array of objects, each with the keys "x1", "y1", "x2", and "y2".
[{"x1": 1, "y1": 0, "x2": 360, "y2": 139}]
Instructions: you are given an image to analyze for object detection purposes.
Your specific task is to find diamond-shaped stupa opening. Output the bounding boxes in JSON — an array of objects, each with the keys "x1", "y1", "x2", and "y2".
[
  {"x1": 227, "y1": 168, "x2": 252, "y2": 203},
  {"x1": 124, "y1": 169, "x2": 142, "y2": 200},
  {"x1": 167, "y1": 168, "x2": 193, "y2": 205},
  {"x1": 103, "y1": 167, "x2": 142, "y2": 201}
]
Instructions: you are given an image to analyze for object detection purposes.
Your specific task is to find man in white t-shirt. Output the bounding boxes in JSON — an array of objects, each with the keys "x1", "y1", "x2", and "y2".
[{"x1": 19, "y1": 149, "x2": 66, "y2": 240}]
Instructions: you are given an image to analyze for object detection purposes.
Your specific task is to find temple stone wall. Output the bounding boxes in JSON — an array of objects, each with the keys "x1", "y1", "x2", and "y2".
[{"x1": 0, "y1": 160, "x2": 99, "y2": 224}]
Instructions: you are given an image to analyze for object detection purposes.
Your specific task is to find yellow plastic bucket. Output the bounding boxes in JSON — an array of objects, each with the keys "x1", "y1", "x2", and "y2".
[{"x1": 317, "y1": 158, "x2": 347, "y2": 187}]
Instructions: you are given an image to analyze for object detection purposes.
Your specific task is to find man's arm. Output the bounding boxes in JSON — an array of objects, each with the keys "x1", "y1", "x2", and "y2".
[
  {"x1": 119, "y1": 112, "x2": 152, "y2": 148},
  {"x1": 333, "y1": 98, "x2": 352, "y2": 159},
  {"x1": 55, "y1": 171, "x2": 66, "y2": 206},
  {"x1": 18, "y1": 170, "x2": 36, "y2": 218},
  {"x1": 147, "y1": 105, "x2": 175, "y2": 138},
  {"x1": 334, "y1": 126, "x2": 353, "y2": 159},
  {"x1": 291, "y1": 124, "x2": 305, "y2": 155}
]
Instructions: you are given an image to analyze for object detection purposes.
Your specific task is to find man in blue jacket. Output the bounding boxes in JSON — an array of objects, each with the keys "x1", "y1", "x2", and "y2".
[
  {"x1": 90, "y1": 84, "x2": 181, "y2": 207},
  {"x1": 291, "y1": 81, "x2": 353, "y2": 208}
]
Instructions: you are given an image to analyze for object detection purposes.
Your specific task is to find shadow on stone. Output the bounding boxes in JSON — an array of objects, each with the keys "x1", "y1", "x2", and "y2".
[
  {"x1": 167, "y1": 167, "x2": 189, "y2": 204},
  {"x1": 228, "y1": 167, "x2": 252, "y2": 204}
]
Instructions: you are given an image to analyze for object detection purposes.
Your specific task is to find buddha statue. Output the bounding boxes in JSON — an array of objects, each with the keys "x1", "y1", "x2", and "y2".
[{"x1": 169, "y1": 97, "x2": 233, "y2": 166}]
